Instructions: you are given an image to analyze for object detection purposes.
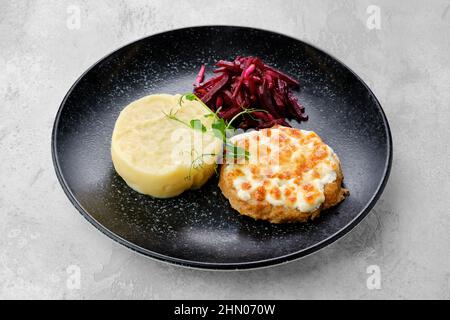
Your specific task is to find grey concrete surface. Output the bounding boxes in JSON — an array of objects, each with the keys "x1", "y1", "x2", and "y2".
[{"x1": 0, "y1": 0, "x2": 449, "y2": 299}]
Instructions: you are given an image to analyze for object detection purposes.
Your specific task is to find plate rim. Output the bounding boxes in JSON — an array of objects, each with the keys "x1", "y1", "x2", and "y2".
[{"x1": 51, "y1": 25, "x2": 393, "y2": 270}]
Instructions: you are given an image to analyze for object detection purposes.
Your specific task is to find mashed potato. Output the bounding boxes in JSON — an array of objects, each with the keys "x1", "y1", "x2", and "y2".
[{"x1": 111, "y1": 94, "x2": 221, "y2": 198}]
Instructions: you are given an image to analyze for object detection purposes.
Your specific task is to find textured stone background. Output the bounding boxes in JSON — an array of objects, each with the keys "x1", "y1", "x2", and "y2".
[{"x1": 0, "y1": 0, "x2": 449, "y2": 299}]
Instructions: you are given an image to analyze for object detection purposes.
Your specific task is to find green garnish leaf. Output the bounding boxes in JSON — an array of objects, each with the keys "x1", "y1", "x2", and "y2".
[
  {"x1": 184, "y1": 93, "x2": 196, "y2": 101},
  {"x1": 225, "y1": 142, "x2": 249, "y2": 160},
  {"x1": 190, "y1": 119, "x2": 207, "y2": 132},
  {"x1": 212, "y1": 119, "x2": 227, "y2": 139},
  {"x1": 167, "y1": 92, "x2": 266, "y2": 179}
]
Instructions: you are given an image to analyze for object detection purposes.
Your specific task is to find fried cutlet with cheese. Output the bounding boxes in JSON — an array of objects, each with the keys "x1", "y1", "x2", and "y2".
[{"x1": 219, "y1": 126, "x2": 349, "y2": 223}]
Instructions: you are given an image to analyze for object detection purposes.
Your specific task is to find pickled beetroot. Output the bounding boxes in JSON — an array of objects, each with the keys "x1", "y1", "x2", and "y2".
[
  {"x1": 194, "y1": 64, "x2": 205, "y2": 86},
  {"x1": 193, "y1": 56, "x2": 307, "y2": 129}
]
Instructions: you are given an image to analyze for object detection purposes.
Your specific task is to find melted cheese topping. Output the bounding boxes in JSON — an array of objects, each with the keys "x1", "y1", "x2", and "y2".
[{"x1": 223, "y1": 126, "x2": 340, "y2": 212}]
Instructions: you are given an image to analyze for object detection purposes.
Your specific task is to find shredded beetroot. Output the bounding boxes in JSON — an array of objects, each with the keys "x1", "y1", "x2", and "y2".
[
  {"x1": 194, "y1": 64, "x2": 205, "y2": 86},
  {"x1": 193, "y1": 56, "x2": 307, "y2": 129},
  {"x1": 243, "y1": 64, "x2": 256, "y2": 79}
]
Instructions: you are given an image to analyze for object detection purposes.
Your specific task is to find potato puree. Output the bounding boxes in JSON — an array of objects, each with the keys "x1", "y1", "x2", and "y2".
[{"x1": 111, "y1": 94, "x2": 221, "y2": 198}]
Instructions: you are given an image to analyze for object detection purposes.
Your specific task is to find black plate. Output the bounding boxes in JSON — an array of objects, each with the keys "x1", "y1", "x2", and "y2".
[{"x1": 52, "y1": 26, "x2": 392, "y2": 269}]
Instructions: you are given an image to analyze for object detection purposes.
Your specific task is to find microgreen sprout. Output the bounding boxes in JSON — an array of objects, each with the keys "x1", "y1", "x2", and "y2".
[{"x1": 164, "y1": 93, "x2": 264, "y2": 180}]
